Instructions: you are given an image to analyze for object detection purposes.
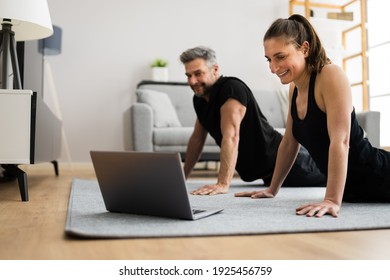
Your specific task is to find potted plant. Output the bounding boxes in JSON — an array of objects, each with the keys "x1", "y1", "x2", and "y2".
[{"x1": 150, "y1": 58, "x2": 168, "y2": 82}]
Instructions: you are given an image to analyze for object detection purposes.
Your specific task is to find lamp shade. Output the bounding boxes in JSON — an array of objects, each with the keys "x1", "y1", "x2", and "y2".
[{"x1": 0, "y1": 0, "x2": 53, "y2": 41}]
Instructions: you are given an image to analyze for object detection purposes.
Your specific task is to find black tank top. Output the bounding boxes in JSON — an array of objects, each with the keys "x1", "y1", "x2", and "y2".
[{"x1": 291, "y1": 72, "x2": 390, "y2": 191}]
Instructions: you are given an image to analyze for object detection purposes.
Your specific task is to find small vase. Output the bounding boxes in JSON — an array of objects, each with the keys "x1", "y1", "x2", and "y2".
[{"x1": 152, "y1": 67, "x2": 168, "y2": 82}]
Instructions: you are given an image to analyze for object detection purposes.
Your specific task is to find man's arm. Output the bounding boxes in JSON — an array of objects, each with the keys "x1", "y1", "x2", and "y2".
[
  {"x1": 192, "y1": 98, "x2": 246, "y2": 195},
  {"x1": 183, "y1": 119, "x2": 208, "y2": 179}
]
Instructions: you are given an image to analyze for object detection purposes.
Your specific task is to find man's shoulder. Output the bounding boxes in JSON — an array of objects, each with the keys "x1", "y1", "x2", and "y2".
[
  {"x1": 214, "y1": 76, "x2": 255, "y2": 108},
  {"x1": 218, "y1": 76, "x2": 251, "y2": 92},
  {"x1": 219, "y1": 76, "x2": 247, "y2": 86}
]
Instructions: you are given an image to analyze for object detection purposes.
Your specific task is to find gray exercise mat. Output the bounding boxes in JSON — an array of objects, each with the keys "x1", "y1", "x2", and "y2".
[{"x1": 65, "y1": 178, "x2": 390, "y2": 238}]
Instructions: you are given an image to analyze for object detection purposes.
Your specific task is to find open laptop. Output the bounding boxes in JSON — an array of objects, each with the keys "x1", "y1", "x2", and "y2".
[{"x1": 90, "y1": 151, "x2": 223, "y2": 220}]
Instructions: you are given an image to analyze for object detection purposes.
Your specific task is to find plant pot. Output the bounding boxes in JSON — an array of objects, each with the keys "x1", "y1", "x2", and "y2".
[{"x1": 152, "y1": 67, "x2": 168, "y2": 82}]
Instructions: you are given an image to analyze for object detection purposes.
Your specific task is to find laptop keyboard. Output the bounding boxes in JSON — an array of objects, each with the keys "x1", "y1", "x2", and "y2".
[{"x1": 192, "y1": 209, "x2": 206, "y2": 215}]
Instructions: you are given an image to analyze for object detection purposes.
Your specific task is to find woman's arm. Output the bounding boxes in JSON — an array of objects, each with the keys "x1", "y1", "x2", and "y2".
[
  {"x1": 296, "y1": 65, "x2": 352, "y2": 217},
  {"x1": 235, "y1": 84, "x2": 300, "y2": 198}
]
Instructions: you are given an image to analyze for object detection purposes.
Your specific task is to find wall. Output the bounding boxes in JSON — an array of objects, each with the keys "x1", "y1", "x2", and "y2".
[{"x1": 45, "y1": 0, "x2": 288, "y2": 162}]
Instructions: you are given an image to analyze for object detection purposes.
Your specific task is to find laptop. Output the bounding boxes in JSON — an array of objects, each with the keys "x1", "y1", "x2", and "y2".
[{"x1": 90, "y1": 151, "x2": 224, "y2": 220}]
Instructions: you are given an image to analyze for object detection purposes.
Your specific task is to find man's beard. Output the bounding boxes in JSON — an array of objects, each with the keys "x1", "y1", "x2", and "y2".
[{"x1": 192, "y1": 83, "x2": 213, "y2": 98}]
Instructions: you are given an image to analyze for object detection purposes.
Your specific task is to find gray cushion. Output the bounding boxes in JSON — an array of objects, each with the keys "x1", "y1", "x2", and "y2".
[
  {"x1": 253, "y1": 89, "x2": 286, "y2": 128},
  {"x1": 136, "y1": 89, "x2": 181, "y2": 128},
  {"x1": 138, "y1": 83, "x2": 196, "y2": 126},
  {"x1": 153, "y1": 127, "x2": 217, "y2": 146}
]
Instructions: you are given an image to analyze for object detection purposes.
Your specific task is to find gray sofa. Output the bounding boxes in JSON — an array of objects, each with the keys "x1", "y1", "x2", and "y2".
[{"x1": 131, "y1": 80, "x2": 380, "y2": 161}]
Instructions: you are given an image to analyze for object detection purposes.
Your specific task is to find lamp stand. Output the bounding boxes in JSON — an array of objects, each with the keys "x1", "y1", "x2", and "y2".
[{"x1": 0, "y1": 19, "x2": 22, "y2": 89}]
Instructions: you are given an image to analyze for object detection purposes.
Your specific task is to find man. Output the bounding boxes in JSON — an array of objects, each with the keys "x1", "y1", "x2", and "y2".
[{"x1": 179, "y1": 46, "x2": 325, "y2": 195}]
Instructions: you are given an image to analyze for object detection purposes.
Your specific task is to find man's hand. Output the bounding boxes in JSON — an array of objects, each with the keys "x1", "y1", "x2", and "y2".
[
  {"x1": 234, "y1": 188, "x2": 275, "y2": 198},
  {"x1": 191, "y1": 182, "x2": 229, "y2": 195},
  {"x1": 295, "y1": 200, "x2": 340, "y2": 218}
]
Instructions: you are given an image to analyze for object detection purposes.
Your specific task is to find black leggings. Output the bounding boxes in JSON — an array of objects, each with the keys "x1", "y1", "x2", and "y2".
[{"x1": 263, "y1": 146, "x2": 326, "y2": 187}]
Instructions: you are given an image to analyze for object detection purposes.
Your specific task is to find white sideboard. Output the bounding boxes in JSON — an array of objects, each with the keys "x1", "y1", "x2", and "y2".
[{"x1": 0, "y1": 89, "x2": 62, "y2": 201}]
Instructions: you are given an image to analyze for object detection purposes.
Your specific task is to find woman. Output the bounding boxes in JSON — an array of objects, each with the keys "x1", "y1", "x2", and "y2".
[{"x1": 236, "y1": 14, "x2": 390, "y2": 217}]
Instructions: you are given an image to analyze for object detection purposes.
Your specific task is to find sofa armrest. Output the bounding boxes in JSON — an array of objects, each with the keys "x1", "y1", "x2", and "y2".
[
  {"x1": 356, "y1": 111, "x2": 380, "y2": 148},
  {"x1": 131, "y1": 103, "x2": 154, "y2": 151}
]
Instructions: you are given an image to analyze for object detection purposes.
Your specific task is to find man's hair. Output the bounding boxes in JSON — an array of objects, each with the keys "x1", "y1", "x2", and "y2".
[{"x1": 179, "y1": 46, "x2": 217, "y2": 68}]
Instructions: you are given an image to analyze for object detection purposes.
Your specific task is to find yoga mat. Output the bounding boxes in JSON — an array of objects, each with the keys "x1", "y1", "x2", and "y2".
[{"x1": 65, "y1": 178, "x2": 390, "y2": 238}]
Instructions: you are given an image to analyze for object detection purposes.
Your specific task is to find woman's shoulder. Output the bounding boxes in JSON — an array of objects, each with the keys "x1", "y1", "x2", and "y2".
[
  {"x1": 319, "y1": 63, "x2": 344, "y2": 76},
  {"x1": 315, "y1": 63, "x2": 352, "y2": 110},
  {"x1": 316, "y1": 64, "x2": 349, "y2": 86}
]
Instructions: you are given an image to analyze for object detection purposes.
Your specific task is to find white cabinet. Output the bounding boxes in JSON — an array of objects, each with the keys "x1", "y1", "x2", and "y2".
[
  {"x1": 0, "y1": 90, "x2": 33, "y2": 164},
  {"x1": 0, "y1": 89, "x2": 62, "y2": 201}
]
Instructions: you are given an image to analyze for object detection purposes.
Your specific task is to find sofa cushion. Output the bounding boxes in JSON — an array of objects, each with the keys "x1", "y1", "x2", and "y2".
[
  {"x1": 138, "y1": 83, "x2": 196, "y2": 127},
  {"x1": 252, "y1": 89, "x2": 286, "y2": 128},
  {"x1": 136, "y1": 89, "x2": 181, "y2": 128},
  {"x1": 154, "y1": 127, "x2": 192, "y2": 146},
  {"x1": 153, "y1": 127, "x2": 220, "y2": 154},
  {"x1": 153, "y1": 127, "x2": 216, "y2": 146}
]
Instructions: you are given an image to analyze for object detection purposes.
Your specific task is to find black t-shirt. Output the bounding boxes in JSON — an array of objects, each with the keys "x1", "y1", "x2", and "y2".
[{"x1": 193, "y1": 76, "x2": 282, "y2": 181}]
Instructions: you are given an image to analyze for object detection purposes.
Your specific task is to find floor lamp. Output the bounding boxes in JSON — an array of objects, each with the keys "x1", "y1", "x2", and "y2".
[
  {"x1": 0, "y1": 0, "x2": 53, "y2": 89},
  {"x1": 0, "y1": 0, "x2": 53, "y2": 188},
  {"x1": 40, "y1": 26, "x2": 73, "y2": 169}
]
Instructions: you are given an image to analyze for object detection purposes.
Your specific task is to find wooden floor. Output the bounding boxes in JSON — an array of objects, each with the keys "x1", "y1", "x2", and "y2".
[{"x1": 1, "y1": 163, "x2": 390, "y2": 260}]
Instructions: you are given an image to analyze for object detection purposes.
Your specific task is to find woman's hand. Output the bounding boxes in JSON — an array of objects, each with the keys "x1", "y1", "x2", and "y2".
[
  {"x1": 296, "y1": 200, "x2": 340, "y2": 217},
  {"x1": 234, "y1": 188, "x2": 275, "y2": 199}
]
